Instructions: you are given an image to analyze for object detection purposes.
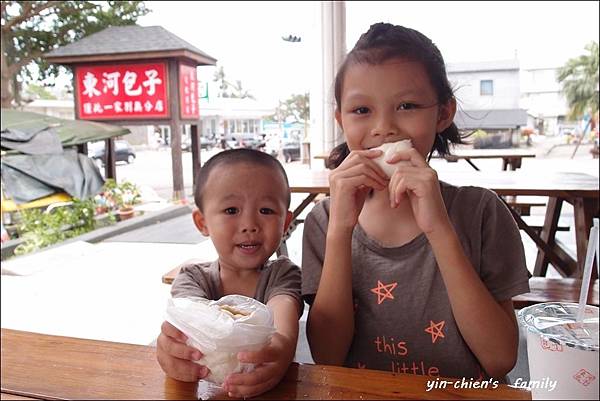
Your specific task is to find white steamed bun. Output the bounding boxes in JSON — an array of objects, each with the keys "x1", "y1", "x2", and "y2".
[{"x1": 372, "y1": 139, "x2": 413, "y2": 178}]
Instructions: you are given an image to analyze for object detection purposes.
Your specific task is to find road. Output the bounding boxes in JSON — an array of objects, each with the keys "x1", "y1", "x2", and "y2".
[
  {"x1": 108, "y1": 147, "x2": 308, "y2": 201},
  {"x1": 112, "y1": 138, "x2": 597, "y2": 202},
  {"x1": 111, "y1": 147, "x2": 210, "y2": 201}
]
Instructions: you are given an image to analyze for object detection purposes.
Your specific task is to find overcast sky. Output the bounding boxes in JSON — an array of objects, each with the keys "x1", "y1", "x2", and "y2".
[{"x1": 136, "y1": 1, "x2": 597, "y2": 105}]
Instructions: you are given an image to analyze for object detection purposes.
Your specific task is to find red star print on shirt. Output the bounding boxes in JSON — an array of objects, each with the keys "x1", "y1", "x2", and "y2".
[
  {"x1": 424, "y1": 320, "x2": 445, "y2": 343},
  {"x1": 370, "y1": 280, "x2": 398, "y2": 305}
]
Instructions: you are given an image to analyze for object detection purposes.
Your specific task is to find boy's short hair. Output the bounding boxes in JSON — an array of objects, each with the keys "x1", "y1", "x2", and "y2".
[{"x1": 194, "y1": 149, "x2": 291, "y2": 211}]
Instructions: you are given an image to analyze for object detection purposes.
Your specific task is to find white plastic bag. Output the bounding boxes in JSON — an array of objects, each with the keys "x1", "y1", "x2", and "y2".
[{"x1": 165, "y1": 295, "x2": 276, "y2": 385}]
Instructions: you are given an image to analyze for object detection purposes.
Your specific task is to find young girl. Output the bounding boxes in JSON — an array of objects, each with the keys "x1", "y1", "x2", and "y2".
[{"x1": 301, "y1": 23, "x2": 530, "y2": 380}]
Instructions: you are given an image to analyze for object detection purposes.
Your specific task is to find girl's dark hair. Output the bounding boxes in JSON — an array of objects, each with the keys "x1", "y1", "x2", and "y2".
[
  {"x1": 327, "y1": 22, "x2": 465, "y2": 169},
  {"x1": 194, "y1": 148, "x2": 291, "y2": 211}
]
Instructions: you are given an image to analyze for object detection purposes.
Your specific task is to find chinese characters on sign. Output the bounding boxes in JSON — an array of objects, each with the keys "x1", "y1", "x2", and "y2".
[
  {"x1": 76, "y1": 62, "x2": 169, "y2": 119},
  {"x1": 179, "y1": 64, "x2": 199, "y2": 119}
]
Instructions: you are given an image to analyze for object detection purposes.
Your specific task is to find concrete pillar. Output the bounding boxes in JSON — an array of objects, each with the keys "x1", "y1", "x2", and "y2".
[{"x1": 310, "y1": 1, "x2": 346, "y2": 169}]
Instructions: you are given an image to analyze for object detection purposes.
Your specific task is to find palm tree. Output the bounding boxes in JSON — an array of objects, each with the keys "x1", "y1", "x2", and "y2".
[
  {"x1": 213, "y1": 66, "x2": 230, "y2": 98},
  {"x1": 231, "y1": 80, "x2": 255, "y2": 100},
  {"x1": 557, "y1": 41, "x2": 599, "y2": 123},
  {"x1": 212, "y1": 67, "x2": 255, "y2": 99}
]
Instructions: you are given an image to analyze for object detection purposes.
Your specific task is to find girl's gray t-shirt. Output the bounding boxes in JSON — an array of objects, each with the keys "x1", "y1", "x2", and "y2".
[
  {"x1": 301, "y1": 182, "x2": 530, "y2": 379},
  {"x1": 172, "y1": 256, "x2": 302, "y2": 308}
]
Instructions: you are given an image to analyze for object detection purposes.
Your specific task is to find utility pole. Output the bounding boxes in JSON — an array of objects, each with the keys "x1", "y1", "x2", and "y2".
[
  {"x1": 278, "y1": 100, "x2": 284, "y2": 162},
  {"x1": 282, "y1": 34, "x2": 311, "y2": 164}
]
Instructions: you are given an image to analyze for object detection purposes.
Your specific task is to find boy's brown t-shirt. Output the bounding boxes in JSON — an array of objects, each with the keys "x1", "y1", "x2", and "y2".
[
  {"x1": 301, "y1": 182, "x2": 530, "y2": 379},
  {"x1": 171, "y1": 255, "x2": 302, "y2": 308}
]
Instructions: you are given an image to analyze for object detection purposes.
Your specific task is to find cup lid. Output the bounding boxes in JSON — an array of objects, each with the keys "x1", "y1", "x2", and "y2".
[{"x1": 518, "y1": 302, "x2": 599, "y2": 352}]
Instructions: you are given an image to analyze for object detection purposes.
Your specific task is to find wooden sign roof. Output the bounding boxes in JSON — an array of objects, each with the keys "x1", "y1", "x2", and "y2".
[{"x1": 45, "y1": 25, "x2": 217, "y2": 66}]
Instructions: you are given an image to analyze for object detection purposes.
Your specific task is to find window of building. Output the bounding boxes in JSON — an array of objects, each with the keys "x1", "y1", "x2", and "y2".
[{"x1": 480, "y1": 80, "x2": 494, "y2": 96}]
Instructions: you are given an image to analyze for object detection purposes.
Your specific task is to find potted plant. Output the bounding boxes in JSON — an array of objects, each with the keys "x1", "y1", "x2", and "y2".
[
  {"x1": 117, "y1": 181, "x2": 140, "y2": 221},
  {"x1": 102, "y1": 179, "x2": 141, "y2": 221}
]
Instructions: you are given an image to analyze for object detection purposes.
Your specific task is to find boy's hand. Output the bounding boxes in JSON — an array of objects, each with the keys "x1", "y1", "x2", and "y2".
[
  {"x1": 222, "y1": 332, "x2": 294, "y2": 398},
  {"x1": 156, "y1": 321, "x2": 210, "y2": 382}
]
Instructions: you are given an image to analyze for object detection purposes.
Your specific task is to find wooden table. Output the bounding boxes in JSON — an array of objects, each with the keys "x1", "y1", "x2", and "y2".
[
  {"x1": 313, "y1": 153, "x2": 330, "y2": 168},
  {"x1": 285, "y1": 169, "x2": 599, "y2": 279},
  {"x1": 512, "y1": 277, "x2": 599, "y2": 309},
  {"x1": 433, "y1": 148, "x2": 537, "y2": 171},
  {"x1": 315, "y1": 148, "x2": 536, "y2": 171},
  {"x1": 1, "y1": 329, "x2": 530, "y2": 400}
]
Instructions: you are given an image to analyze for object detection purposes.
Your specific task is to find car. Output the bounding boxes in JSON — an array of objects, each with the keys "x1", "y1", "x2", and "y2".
[
  {"x1": 182, "y1": 136, "x2": 217, "y2": 151},
  {"x1": 89, "y1": 140, "x2": 136, "y2": 167},
  {"x1": 228, "y1": 133, "x2": 266, "y2": 150},
  {"x1": 282, "y1": 140, "x2": 301, "y2": 162}
]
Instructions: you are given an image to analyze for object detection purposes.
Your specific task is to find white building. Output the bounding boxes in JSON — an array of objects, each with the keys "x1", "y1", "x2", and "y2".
[
  {"x1": 153, "y1": 96, "x2": 275, "y2": 146},
  {"x1": 446, "y1": 59, "x2": 527, "y2": 134},
  {"x1": 199, "y1": 96, "x2": 275, "y2": 138},
  {"x1": 19, "y1": 99, "x2": 75, "y2": 120},
  {"x1": 447, "y1": 59, "x2": 574, "y2": 136},
  {"x1": 20, "y1": 97, "x2": 276, "y2": 147},
  {"x1": 21, "y1": 99, "x2": 152, "y2": 146},
  {"x1": 520, "y1": 66, "x2": 572, "y2": 136}
]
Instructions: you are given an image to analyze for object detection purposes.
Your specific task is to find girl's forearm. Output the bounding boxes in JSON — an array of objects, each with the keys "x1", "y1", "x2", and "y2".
[
  {"x1": 427, "y1": 225, "x2": 518, "y2": 378},
  {"x1": 307, "y1": 230, "x2": 355, "y2": 365}
]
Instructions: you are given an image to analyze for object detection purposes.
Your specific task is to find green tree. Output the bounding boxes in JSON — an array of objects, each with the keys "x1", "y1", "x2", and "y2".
[
  {"x1": 272, "y1": 93, "x2": 309, "y2": 123},
  {"x1": 271, "y1": 93, "x2": 310, "y2": 140},
  {"x1": 1, "y1": 1, "x2": 150, "y2": 108},
  {"x1": 24, "y1": 82, "x2": 56, "y2": 100},
  {"x1": 557, "y1": 41, "x2": 599, "y2": 123}
]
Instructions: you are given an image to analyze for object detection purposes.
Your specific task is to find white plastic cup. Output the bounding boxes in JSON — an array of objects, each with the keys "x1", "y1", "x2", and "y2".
[{"x1": 518, "y1": 302, "x2": 599, "y2": 400}]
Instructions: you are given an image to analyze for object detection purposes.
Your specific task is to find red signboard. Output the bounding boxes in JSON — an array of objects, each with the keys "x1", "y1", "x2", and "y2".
[
  {"x1": 179, "y1": 64, "x2": 199, "y2": 119},
  {"x1": 75, "y1": 62, "x2": 169, "y2": 120}
]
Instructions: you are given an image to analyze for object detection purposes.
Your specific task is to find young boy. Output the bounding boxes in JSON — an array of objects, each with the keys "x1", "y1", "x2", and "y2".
[{"x1": 156, "y1": 149, "x2": 302, "y2": 398}]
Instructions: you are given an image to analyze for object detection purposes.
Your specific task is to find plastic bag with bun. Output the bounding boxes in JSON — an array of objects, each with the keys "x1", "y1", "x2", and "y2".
[{"x1": 165, "y1": 294, "x2": 276, "y2": 385}]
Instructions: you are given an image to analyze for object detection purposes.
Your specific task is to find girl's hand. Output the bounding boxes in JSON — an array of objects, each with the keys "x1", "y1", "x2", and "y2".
[
  {"x1": 328, "y1": 149, "x2": 388, "y2": 231},
  {"x1": 386, "y1": 148, "x2": 451, "y2": 235},
  {"x1": 156, "y1": 321, "x2": 209, "y2": 382}
]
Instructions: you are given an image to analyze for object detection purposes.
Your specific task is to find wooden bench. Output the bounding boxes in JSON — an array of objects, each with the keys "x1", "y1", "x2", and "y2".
[
  {"x1": 503, "y1": 195, "x2": 547, "y2": 216},
  {"x1": 165, "y1": 271, "x2": 599, "y2": 311},
  {"x1": 160, "y1": 241, "x2": 218, "y2": 285},
  {"x1": 522, "y1": 215, "x2": 570, "y2": 233},
  {"x1": 506, "y1": 200, "x2": 546, "y2": 216},
  {"x1": 162, "y1": 266, "x2": 181, "y2": 284},
  {"x1": 161, "y1": 253, "x2": 290, "y2": 284},
  {"x1": 512, "y1": 277, "x2": 599, "y2": 309}
]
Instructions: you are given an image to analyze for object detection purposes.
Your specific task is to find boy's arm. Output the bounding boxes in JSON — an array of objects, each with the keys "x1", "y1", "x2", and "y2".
[
  {"x1": 222, "y1": 294, "x2": 300, "y2": 398},
  {"x1": 156, "y1": 321, "x2": 208, "y2": 382},
  {"x1": 157, "y1": 262, "x2": 211, "y2": 381}
]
